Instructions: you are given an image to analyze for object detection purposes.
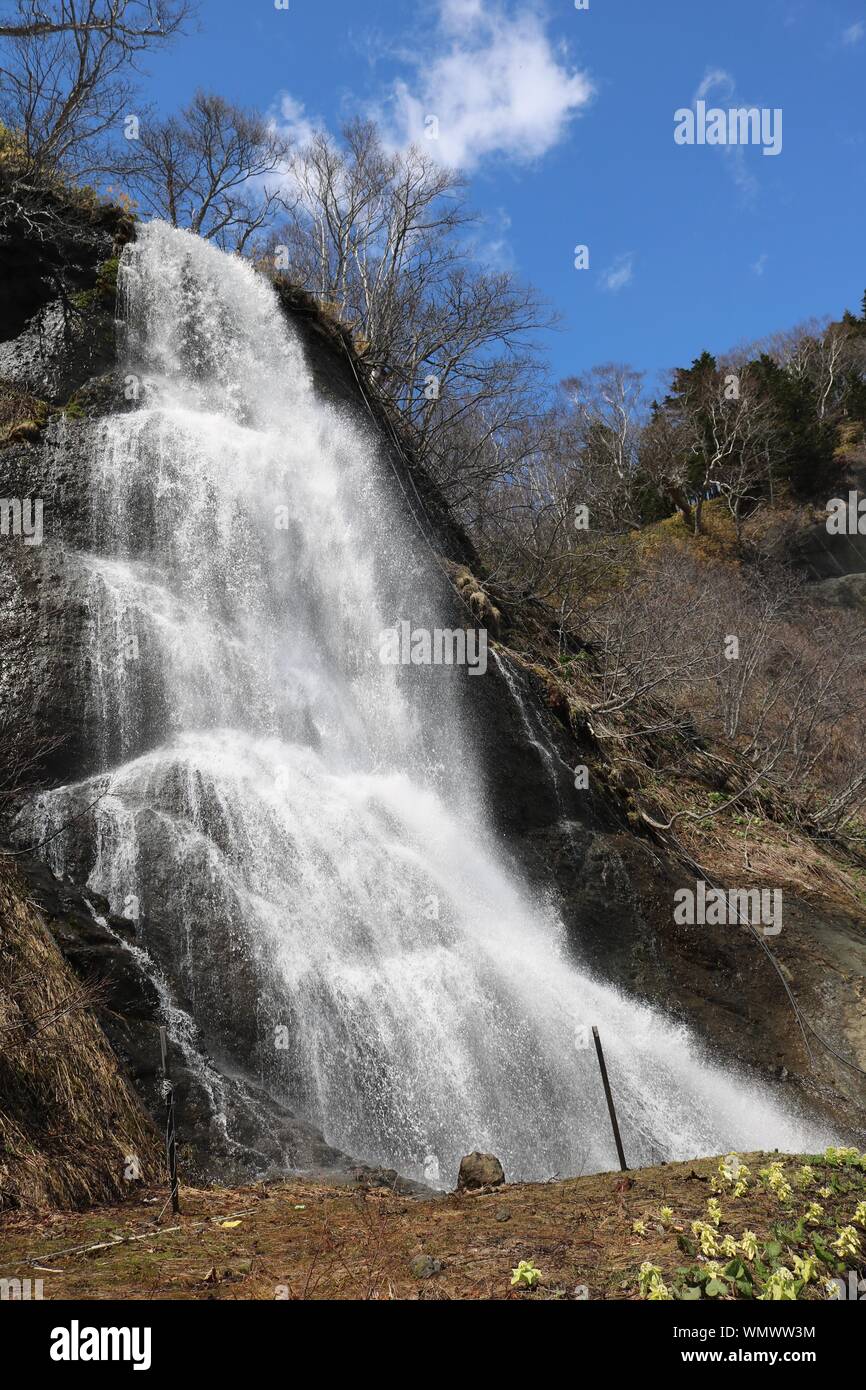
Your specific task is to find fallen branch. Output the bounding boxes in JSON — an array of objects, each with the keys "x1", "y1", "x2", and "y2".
[
  {"x1": 24, "y1": 1225, "x2": 182, "y2": 1265},
  {"x1": 22, "y1": 1203, "x2": 262, "y2": 1268}
]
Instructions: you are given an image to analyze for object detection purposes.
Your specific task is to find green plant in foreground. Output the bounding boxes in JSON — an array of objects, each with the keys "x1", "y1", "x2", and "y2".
[
  {"x1": 691, "y1": 1220, "x2": 718, "y2": 1256},
  {"x1": 511, "y1": 1259, "x2": 541, "y2": 1289},
  {"x1": 638, "y1": 1155, "x2": 866, "y2": 1301},
  {"x1": 758, "y1": 1268, "x2": 797, "y2": 1301},
  {"x1": 792, "y1": 1254, "x2": 819, "y2": 1285},
  {"x1": 832, "y1": 1226, "x2": 861, "y2": 1258},
  {"x1": 823, "y1": 1146, "x2": 864, "y2": 1168},
  {"x1": 758, "y1": 1161, "x2": 792, "y2": 1202},
  {"x1": 712, "y1": 1154, "x2": 750, "y2": 1198},
  {"x1": 639, "y1": 1262, "x2": 672, "y2": 1300}
]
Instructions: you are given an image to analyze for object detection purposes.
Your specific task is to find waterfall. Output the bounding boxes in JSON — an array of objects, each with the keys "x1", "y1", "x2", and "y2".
[{"x1": 21, "y1": 222, "x2": 828, "y2": 1183}]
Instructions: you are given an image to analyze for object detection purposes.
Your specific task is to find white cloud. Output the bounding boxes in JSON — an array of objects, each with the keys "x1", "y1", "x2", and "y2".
[
  {"x1": 691, "y1": 68, "x2": 758, "y2": 201},
  {"x1": 268, "y1": 94, "x2": 326, "y2": 210},
  {"x1": 842, "y1": 21, "x2": 865, "y2": 44},
  {"x1": 601, "y1": 253, "x2": 634, "y2": 293},
  {"x1": 695, "y1": 68, "x2": 736, "y2": 102},
  {"x1": 383, "y1": 0, "x2": 594, "y2": 171},
  {"x1": 465, "y1": 206, "x2": 515, "y2": 271},
  {"x1": 275, "y1": 94, "x2": 318, "y2": 149},
  {"x1": 440, "y1": 0, "x2": 486, "y2": 31},
  {"x1": 751, "y1": 252, "x2": 768, "y2": 276}
]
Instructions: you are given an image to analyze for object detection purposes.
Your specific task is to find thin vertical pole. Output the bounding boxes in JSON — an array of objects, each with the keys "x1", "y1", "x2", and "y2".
[
  {"x1": 592, "y1": 1025, "x2": 628, "y2": 1172},
  {"x1": 159, "y1": 1025, "x2": 180, "y2": 1213}
]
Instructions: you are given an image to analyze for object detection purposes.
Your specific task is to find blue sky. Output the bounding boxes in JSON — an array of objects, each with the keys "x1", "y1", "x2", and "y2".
[{"x1": 138, "y1": 0, "x2": 866, "y2": 392}]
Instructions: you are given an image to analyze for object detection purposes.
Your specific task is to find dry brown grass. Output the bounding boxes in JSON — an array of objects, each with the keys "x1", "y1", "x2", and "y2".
[
  {"x1": 0, "y1": 379, "x2": 47, "y2": 447},
  {"x1": 0, "y1": 863, "x2": 160, "y2": 1212},
  {"x1": 1, "y1": 1152, "x2": 864, "y2": 1301}
]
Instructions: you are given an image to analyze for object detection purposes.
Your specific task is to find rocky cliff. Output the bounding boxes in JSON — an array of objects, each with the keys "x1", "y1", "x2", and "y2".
[{"x1": 1, "y1": 179, "x2": 864, "y2": 1201}]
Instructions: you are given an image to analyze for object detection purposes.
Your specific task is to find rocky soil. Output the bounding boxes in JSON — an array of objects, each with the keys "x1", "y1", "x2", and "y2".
[{"x1": 2, "y1": 1150, "x2": 865, "y2": 1301}]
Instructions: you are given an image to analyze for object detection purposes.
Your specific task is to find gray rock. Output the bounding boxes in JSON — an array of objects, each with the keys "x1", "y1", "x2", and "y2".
[
  {"x1": 457, "y1": 1151, "x2": 505, "y2": 1190},
  {"x1": 0, "y1": 297, "x2": 113, "y2": 402},
  {"x1": 778, "y1": 511, "x2": 866, "y2": 580},
  {"x1": 812, "y1": 572, "x2": 866, "y2": 611},
  {"x1": 409, "y1": 1253, "x2": 442, "y2": 1279}
]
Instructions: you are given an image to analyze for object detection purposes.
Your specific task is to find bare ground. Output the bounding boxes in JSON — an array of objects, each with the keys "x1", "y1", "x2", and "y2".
[{"x1": 2, "y1": 1151, "x2": 865, "y2": 1301}]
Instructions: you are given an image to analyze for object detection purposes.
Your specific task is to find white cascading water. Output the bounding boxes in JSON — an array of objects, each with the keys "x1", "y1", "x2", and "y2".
[{"x1": 22, "y1": 223, "x2": 829, "y2": 1183}]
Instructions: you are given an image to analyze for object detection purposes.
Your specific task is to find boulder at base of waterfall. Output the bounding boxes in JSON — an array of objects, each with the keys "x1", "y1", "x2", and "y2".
[{"x1": 457, "y1": 1152, "x2": 505, "y2": 1190}]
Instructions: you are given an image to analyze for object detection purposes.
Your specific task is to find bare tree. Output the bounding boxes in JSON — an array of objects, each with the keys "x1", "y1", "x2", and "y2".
[
  {"x1": 729, "y1": 318, "x2": 863, "y2": 427},
  {"x1": 119, "y1": 90, "x2": 290, "y2": 251},
  {"x1": 711, "y1": 569, "x2": 797, "y2": 742},
  {"x1": 472, "y1": 405, "x2": 605, "y2": 615},
  {"x1": 657, "y1": 357, "x2": 778, "y2": 541},
  {"x1": 698, "y1": 383, "x2": 778, "y2": 543},
  {"x1": 638, "y1": 395, "x2": 696, "y2": 528},
  {"x1": 814, "y1": 325, "x2": 851, "y2": 421},
  {"x1": 0, "y1": 0, "x2": 187, "y2": 39},
  {"x1": 557, "y1": 364, "x2": 649, "y2": 533},
  {"x1": 277, "y1": 120, "x2": 472, "y2": 369},
  {"x1": 729, "y1": 595, "x2": 866, "y2": 814},
  {"x1": 0, "y1": 0, "x2": 192, "y2": 174},
  {"x1": 585, "y1": 551, "x2": 866, "y2": 833},
  {"x1": 273, "y1": 119, "x2": 554, "y2": 512},
  {"x1": 586, "y1": 551, "x2": 720, "y2": 719}
]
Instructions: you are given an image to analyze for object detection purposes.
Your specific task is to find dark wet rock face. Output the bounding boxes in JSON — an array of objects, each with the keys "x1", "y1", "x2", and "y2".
[
  {"x1": 784, "y1": 520, "x2": 866, "y2": 581},
  {"x1": 0, "y1": 212, "x2": 655, "y2": 1183},
  {"x1": 0, "y1": 297, "x2": 113, "y2": 403},
  {"x1": 0, "y1": 184, "x2": 130, "y2": 391},
  {"x1": 2, "y1": 195, "x2": 863, "y2": 1188},
  {"x1": 14, "y1": 857, "x2": 352, "y2": 1184}
]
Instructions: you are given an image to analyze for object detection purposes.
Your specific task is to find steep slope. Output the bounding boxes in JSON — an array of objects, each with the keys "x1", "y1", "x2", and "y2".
[
  {"x1": 0, "y1": 176, "x2": 863, "y2": 1197},
  {"x1": 0, "y1": 861, "x2": 159, "y2": 1210}
]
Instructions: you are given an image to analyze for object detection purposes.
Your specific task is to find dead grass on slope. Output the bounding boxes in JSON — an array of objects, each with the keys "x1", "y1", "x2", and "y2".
[{"x1": 2, "y1": 1152, "x2": 865, "y2": 1301}]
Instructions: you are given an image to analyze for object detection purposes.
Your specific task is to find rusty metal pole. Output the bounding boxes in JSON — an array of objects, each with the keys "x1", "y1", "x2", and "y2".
[
  {"x1": 159, "y1": 1025, "x2": 180, "y2": 1213},
  {"x1": 592, "y1": 1025, "x2": 628, "y2": 1172}
]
